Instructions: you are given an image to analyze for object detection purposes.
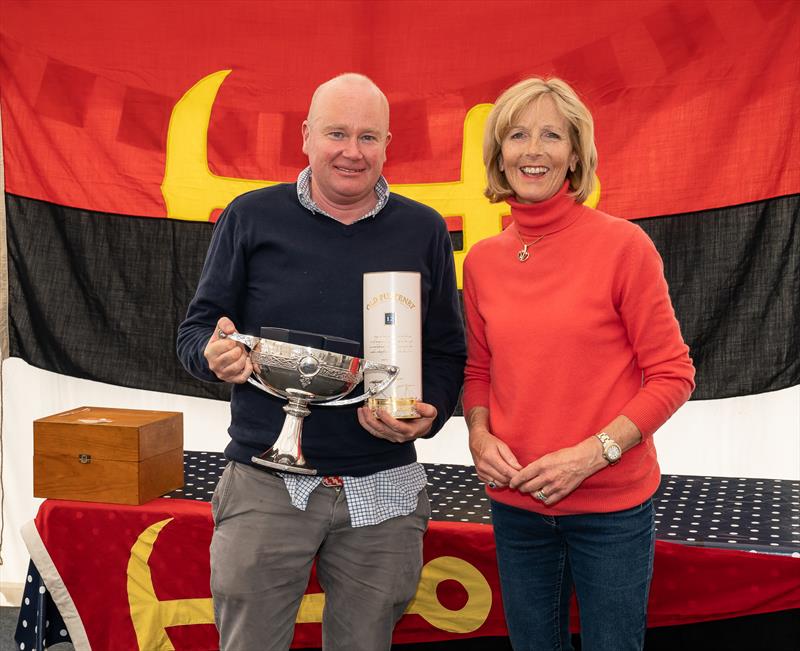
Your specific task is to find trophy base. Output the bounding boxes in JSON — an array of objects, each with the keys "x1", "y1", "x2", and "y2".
[
  {"x1": 368, "y1": 397, "x2": 421, "y2": 420},
  {"x1": 251, "y1": 453, "x2": 318, "y2": 475}
]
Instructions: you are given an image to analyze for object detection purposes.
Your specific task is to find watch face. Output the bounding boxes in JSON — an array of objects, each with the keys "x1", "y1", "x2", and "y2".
[{"x1": 606, "y1": 444, "x2": 622, "y2": 462}]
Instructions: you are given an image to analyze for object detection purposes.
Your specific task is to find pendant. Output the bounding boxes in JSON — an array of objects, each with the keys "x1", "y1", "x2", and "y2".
[{"x1": 517, "y1": 247, "x2": 530, "y2": 262}]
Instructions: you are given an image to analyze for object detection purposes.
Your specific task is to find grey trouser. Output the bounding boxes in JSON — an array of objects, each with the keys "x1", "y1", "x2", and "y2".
[{"x1": 210, "y1": 461, "x2": 430, "y2": 651}]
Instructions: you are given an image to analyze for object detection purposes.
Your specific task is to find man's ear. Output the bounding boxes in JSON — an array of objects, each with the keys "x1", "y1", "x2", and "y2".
[
  {"x1": 301, "y1": 121, "x2": 310, "y2": 155},
  {"x1": 384, "y1": 131, "x2": 392, "y2": 148}
]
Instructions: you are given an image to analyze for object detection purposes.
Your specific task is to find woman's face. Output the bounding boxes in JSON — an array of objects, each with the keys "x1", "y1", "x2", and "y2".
[{"x1": 500, "y1": 95, "x2": 578, "y2": 204}]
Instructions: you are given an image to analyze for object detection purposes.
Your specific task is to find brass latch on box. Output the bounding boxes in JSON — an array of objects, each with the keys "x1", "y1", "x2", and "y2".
[{"x1": 78, "y1": 454, "x2": 92, "y2": 464}]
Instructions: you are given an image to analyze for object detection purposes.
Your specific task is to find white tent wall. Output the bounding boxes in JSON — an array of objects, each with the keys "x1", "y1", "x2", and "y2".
[{"x1": 1, "y1": 356, "x2": 798, "y2": 605}]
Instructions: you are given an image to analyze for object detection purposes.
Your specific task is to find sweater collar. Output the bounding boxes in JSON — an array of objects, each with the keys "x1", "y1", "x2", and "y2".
[{"x1": 506, "y1": 182, "x2": 582, "y2": 238}]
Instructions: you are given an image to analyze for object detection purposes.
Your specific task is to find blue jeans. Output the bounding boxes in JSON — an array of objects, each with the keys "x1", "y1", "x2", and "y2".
[{"x1": 491, "y1": 499, "x2": 655, "y2": 651}]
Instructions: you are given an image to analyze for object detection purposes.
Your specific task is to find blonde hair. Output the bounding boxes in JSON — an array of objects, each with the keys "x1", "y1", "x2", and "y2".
[{"x1": 483, "y1": 77, "x2": 597, "y2": 204}]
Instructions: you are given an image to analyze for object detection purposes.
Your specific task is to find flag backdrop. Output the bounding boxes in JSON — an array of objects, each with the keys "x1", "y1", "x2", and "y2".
[{"x1": 2, "y1": 0, "x2": 799, "y2": 402}]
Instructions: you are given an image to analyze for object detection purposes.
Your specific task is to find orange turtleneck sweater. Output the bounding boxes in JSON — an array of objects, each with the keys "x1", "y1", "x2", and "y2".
[{"x1": 462, "y1": 184, "x2": 695, "y2": 515}]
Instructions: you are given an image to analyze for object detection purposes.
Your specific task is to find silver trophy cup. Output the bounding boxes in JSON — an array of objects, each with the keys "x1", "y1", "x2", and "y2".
[{"x1": 220, "y1": 331, "x2": 398, "y2": 475}]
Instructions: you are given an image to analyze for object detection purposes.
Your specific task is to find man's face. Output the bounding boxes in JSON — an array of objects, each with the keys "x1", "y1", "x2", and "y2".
[{"x1": 302, "y1": 82, "x2": 391, "y2": 209}]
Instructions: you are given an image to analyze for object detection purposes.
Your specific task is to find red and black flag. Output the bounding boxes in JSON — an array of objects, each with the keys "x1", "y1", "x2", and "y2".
[{"x1": 2, "y1": 0, "x2": 798, "y2": 402}]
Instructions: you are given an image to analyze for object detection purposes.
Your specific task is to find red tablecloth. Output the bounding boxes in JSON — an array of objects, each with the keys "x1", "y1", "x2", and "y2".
[{"x1": 21, "y1": 496, "x2": 800, "y2": 650}]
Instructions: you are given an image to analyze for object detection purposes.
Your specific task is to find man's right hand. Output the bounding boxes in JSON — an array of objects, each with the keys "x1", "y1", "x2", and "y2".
[{"x1": 203, "y1": 317, "x2": 253, "y2": 383}]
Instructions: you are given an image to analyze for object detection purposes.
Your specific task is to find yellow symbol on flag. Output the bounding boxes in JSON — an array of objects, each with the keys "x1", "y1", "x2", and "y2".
[
  {"x1": 406, "y1": 555, "x2": 493, "y2": 633},
  {"x1": 295, "y1": 555, "x2": 493, "y2": 634},
  {"x1": 162, "y1": 69, "x2": 600, "y2": 288},
  {"x1": 127, "y1": 518, "x2": 215, "y2": 650},
  {"x1": 128, "y1": 520, "x2": 494, "y2": 648}
]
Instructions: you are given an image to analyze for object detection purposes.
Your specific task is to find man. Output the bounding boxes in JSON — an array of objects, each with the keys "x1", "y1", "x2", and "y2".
[{"x1": 177, "y1": 73, "x2": 465, "y2": 651}]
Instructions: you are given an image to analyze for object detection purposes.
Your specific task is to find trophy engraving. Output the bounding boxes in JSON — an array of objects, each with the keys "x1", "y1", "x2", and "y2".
[
  {"x1": 363, "y1": 272, "x2": 422, "y2": 419},
  {"x1": 220, "y1": 329, "x2": 398, "y2": 475}
]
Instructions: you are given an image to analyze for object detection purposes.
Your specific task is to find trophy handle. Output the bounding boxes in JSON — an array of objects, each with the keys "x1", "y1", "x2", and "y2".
[
  {"x1": 320, "y1": 362, "x2": 399, "y2": 407},
  {"x1": 218, "y1": 331, "x2": 288, "y2": 399},
  {"x1": 218, "y1": 330, "x2": 258, "y2": 349}
]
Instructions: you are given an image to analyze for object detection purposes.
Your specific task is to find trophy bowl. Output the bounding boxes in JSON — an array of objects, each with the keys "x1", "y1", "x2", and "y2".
[{"x1": 219, "y1": 330, "x2": 398, "y2": 475}]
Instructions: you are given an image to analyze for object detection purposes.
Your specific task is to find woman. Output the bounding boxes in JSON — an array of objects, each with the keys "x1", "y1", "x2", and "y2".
[{"x1": 462, "y1": 77, "x2": 695, "y2": 651}]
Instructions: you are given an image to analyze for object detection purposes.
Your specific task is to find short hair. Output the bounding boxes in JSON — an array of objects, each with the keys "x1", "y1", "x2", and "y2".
[{"x1": 483, "y1": 77, "x2": 597, "y2": 204}]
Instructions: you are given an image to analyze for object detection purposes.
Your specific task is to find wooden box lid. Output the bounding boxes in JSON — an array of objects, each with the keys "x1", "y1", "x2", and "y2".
[{"x1": 34, "y1": 406, "x2": 183, "y2": 462}]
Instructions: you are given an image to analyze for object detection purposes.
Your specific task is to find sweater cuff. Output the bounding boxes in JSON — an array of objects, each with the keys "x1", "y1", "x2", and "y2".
[
  {"x1": 461, "y1": 386, "x2": 489, "y2": 417},
  {"x1": 620, "y1": 386, "x2": 691, "y2": 439}
]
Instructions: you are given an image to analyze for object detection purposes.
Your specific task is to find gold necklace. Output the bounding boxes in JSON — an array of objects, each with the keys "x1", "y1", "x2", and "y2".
[{"x1": 513, "y1": 225, "x2": 545, "y2": 262}]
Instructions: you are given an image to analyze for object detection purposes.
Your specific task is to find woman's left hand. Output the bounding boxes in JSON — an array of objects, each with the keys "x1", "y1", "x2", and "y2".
[{"x1": 509, "y1": 438, "x2": 601, "y2": 506}]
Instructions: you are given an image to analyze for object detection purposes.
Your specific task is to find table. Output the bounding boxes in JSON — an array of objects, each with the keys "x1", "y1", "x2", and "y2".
[{"x1": 15, "y1": 452, "x2": 800, "y2": 650}]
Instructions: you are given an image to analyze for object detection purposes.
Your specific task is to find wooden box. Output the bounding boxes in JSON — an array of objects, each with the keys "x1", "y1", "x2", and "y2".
[{"x1": 34, "y1": 406, "x2": 184, "y2": 505}]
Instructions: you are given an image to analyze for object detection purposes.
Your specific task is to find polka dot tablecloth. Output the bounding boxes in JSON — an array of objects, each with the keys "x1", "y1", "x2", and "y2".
[
  {"x1": 14, "y1": 572, "x2": 70, "y2": 651},
  {"x1": 170, "y1": 451, "x2": 799, "y2": 555},
  {"x1": 653, "y1": 475, "x2": 799, "y2": 554},
  {"x1": 15, "y1": 452, "x2": 800, "y2": 650}
]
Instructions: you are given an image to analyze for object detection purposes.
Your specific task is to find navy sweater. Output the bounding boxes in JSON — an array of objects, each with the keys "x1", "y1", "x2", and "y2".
[{"x1": 177, "y1": 183, "x2": 466, "y2": 476}]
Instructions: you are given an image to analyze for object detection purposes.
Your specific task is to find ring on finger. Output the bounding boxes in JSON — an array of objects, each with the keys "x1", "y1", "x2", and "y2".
[
  {"x1": 487, "y1": 481, "x2": 497, "y2": 489},
  {"x1": 535, "y1": 490, "x2": 548, "y2": 502}
]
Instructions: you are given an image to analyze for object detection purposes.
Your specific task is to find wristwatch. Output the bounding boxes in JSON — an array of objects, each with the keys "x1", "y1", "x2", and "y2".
[{"x1": 596, "y1": 432, "x2": 622, "y2": 465}]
